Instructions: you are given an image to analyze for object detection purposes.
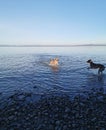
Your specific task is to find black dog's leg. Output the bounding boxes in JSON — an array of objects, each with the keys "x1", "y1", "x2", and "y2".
[
  {"x1": 98, "y1": 69, "x2": 101, "y2": 75},
  {"x1": 98, "y1": 67, "x2": 105, "y2": 75}
]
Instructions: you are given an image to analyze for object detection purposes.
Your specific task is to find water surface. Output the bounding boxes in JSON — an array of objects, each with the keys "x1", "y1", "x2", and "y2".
[{"x1": 0, "y1": 46, "x2": 106, "y2": 99}]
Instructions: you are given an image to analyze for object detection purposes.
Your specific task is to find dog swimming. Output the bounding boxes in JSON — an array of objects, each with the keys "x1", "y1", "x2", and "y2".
[
  {"x1": 87, "y1": 59, "x2": 105, "y2": 74},
  {"x1": 49, "y1": 58, "x2": 59, "y2": 67}
]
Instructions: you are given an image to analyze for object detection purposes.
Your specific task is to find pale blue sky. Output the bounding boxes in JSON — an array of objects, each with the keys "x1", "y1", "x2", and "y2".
[{"x1": 0, "y1": 0, "x2": 106, "y2": 45}]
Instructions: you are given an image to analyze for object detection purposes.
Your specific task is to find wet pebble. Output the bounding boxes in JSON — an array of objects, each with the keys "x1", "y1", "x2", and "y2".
[{"x1": 0, "y1": 91, "x2": 106, "y2": 129}]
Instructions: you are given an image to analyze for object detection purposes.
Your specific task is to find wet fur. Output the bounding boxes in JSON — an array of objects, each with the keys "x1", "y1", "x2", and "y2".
[
  {"x1": 49, "y1": 58, "x2": 59, "y2": 66},
  {"x1": 87, "y1": 59, "x2": 105, "y2": 74}
]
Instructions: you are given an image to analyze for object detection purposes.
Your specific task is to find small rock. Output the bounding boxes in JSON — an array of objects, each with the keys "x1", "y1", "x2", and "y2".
[{"x1": 65, "y1": 107, "x2": 70, "y2": 113}]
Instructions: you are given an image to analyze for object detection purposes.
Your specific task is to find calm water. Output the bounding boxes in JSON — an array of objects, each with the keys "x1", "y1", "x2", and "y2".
[{"x1": 0, "y1": 46, "x2": 106, "y2": 99}]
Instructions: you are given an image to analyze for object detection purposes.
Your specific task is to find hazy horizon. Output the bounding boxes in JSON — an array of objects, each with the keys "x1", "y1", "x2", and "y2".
[{"x1": 0, "y1": 43, "x2": 106, "y2": 47}]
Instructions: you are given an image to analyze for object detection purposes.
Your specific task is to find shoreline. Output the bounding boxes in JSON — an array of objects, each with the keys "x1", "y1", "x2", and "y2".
[{"x1": 0, "y1": 88, "x2": 106, "y2": 130}]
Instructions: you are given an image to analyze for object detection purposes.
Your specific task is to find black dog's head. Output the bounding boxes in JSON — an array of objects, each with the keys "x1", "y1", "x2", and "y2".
[{"x1": 87, "y1": 59, "x2": 92, "y2": 63}]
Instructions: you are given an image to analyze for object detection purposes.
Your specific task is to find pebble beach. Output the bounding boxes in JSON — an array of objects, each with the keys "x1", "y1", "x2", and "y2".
[{"x1": 0, "y1": 87, "x2": 106, "y2": 130}]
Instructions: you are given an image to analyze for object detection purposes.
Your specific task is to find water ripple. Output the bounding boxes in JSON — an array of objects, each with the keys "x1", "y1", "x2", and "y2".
[{"x1": 0, "y1": 53, "x2": 106, "y2": 99}]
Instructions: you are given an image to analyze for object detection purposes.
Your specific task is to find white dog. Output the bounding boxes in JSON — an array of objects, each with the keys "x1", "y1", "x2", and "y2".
[{"x1": 49, "y1": 58, "x2": 59, "y2": 66}]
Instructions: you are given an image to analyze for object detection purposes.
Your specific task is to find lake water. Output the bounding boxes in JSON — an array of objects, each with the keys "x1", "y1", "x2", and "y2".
[{"x1": 0, "y1": 46, "x2": 106, "y2": 99}]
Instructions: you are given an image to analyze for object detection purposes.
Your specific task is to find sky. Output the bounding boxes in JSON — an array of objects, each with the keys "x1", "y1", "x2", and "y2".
[{"x1": 0, "y1": 0, "x2": 106, "y2": 45}]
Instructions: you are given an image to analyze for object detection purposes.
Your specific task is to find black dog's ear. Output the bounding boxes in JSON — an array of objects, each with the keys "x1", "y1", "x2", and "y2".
[
  {"x1": 87, "y1": 59, "x2": 92, "y2": 63},
  {"x1": 89, "y1": 59, "x2": 92, "y2": 62}
]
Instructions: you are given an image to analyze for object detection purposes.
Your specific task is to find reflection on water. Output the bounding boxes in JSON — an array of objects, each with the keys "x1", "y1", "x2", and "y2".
[
  {"x1": 0, "y1": 46, "x2": 106, "y2": 99},
  {"x1": 50, "y1": 66, "x2": 59, "y2": 72},
  {"x1": 86, "y1": 73, "x2": 105, "y2": 91}
]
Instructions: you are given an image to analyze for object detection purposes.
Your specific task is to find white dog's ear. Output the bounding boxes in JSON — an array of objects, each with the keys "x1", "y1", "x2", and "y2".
[{"x1": 56, "y1": 58, "x2": 59, "y2": 61}]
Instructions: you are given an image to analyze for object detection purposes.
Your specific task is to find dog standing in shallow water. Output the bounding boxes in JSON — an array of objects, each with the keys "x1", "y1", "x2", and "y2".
[{"x1": 87, "y1": 59, "x2": 105, "y2": 74}]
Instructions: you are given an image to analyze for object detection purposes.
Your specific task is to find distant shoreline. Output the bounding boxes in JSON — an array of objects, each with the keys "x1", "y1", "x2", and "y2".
[{"x1": 0, "y1": 44, "x2": 106, "y2": 47}]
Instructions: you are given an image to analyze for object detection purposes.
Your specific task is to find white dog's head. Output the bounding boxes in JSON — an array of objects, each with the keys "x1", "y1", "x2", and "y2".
[{"x1": 49, "y1": 58, "x2": 59, "y2": 66}]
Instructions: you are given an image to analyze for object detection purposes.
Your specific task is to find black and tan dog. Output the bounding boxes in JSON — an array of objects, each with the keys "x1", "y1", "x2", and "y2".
[{"x1": 87, "y1": 59, "x2": 105, "y2": 74}]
